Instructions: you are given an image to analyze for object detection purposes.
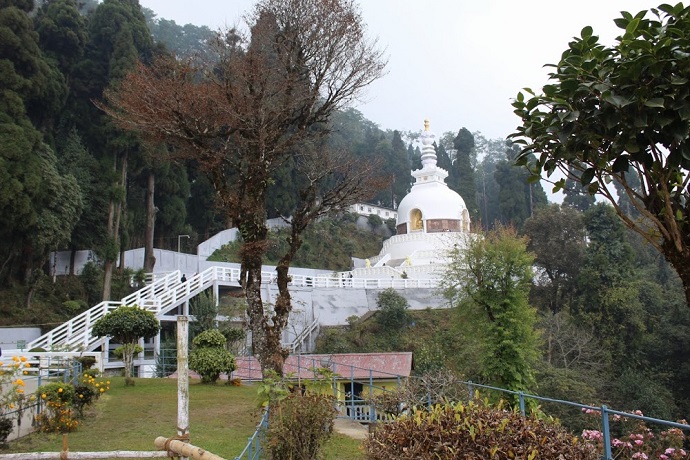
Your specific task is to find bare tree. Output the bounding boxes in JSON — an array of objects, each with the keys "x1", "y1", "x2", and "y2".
[{"x1": 99, "y1": 0, "x2": 387, "y2": 376}]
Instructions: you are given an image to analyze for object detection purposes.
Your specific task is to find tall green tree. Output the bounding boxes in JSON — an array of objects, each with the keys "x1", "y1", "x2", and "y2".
[
  {"x1": 453, "y1": 128, "x2": 479, "y2": 220},
  {"x1": 0, "y1": 0, "x2": 82, "y2": 289},
  {"x1": 390, "y1": 130, "x2": 411, "y2": 207},
  {"x1": 523, "y1": 204, "x2": 586, "y2": 314},
  {"x1": 575, "y1": 204, "x2": 647, "y2": 366},
  {"x1": 511, "y1": 4, "x2": 690, "y2": 307},
  {"x1": 441, "y1": 227, "x2": 541, "y2": 392},
  {"x1": 494, "y1": 146, "x2": 547, "y2": 230},
  {"x1": 562, "y1": 166, "x2": 595, "y2": 212},
  {"x1": 70, "y1": 0, "x2": 154, "y2": 300}
]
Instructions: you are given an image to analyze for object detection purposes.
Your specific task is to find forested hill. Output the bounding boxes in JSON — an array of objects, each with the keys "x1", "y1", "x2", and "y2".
[{"x1": 1, "y1": 0, "x2": 551, "y2": 290}]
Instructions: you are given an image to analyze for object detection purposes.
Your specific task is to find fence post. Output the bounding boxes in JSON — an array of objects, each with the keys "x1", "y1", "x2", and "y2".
[
  {"x1": 467, "y1": 380, "x2": 473, "y2": 400},
  {"x1": 518, "y1": 392, "x2": 525, "y2": 416},
  {"x1": 369, "y1": 369, "x2": 375, "y2": 423},
  {"x1": 350, "y1": 365, "x2": 355, "y2": 420},
  {"x1": 177, "y1": 315, "x2": 190, "y2": 456},
  {"x1": 601, "y1": 405, "x2": 612, "y2": 460}
]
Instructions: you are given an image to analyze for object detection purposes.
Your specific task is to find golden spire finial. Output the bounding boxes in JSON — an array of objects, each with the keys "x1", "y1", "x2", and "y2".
[{"x1": 424, "y1": 119, "x2": 430, "y2": 131}]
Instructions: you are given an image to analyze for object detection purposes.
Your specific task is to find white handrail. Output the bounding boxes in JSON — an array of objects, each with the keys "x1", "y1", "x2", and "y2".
[{"x1": 26, "y1": 265, "x2": 438, "y2": 353}]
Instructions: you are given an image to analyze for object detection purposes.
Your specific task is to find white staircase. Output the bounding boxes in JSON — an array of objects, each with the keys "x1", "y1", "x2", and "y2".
[{"x1": 27, "y1": 267, "x2": 241, "y2": 352}]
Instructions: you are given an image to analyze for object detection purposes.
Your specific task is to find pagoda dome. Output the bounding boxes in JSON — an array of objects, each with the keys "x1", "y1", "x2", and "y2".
[{"x1": 395, "y1": 120, "x2": 471, "y2": 235}]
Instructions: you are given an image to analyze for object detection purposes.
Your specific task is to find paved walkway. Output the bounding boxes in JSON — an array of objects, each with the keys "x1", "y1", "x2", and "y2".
[{"x1": 333, "y1": 417, "x2": 369, "y2": 440}]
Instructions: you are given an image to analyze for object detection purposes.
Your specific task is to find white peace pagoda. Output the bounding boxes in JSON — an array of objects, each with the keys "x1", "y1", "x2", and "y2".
[{"x1": 353, "y1": 120, "x2": 473, "y2": 279}]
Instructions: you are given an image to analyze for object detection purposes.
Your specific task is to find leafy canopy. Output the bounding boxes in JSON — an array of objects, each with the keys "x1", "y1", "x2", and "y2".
[
  {"x1": 91, "y1": 305, "x2": 160, "y2": 345},
  {"x1": 510, "y1": 3, "x2": 690, "y2": 305}
]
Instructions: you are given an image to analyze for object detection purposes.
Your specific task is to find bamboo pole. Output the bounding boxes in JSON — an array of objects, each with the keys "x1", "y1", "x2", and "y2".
[{"x1": 153, "y1": 437, "x2": 226, "y2": 460}]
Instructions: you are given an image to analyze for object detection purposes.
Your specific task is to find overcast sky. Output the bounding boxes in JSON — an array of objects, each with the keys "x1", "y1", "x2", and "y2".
[{"x1": 138, "y1": 0, "x2": 656, "y2": 141}]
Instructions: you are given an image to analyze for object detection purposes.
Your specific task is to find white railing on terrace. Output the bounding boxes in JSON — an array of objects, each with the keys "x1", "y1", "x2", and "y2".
[{"x1": 27, "y1": 265, "x2": 438, "y2": 353}]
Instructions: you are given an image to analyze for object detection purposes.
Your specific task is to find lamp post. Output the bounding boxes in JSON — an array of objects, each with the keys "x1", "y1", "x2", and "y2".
[{"x1": 177, "y1": 234, "x2": 190, "y2": 271}]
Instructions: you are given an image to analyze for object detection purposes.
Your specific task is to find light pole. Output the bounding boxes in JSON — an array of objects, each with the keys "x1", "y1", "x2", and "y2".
[{"x1": 177, "y1": 234, "x2": 190, "y2": 272}]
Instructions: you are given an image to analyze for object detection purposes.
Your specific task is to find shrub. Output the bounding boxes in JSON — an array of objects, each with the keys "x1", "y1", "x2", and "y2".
[
  {"x1": 364, "y1": 400, "x2": 598, "y2": 460},
  {"x1": 76, "y1": 356, "x2": 97, "y2": 370},
  {"x1": 367, "y1": 214, "x2": 383, "y2": 227},
  {"x1": 189, "y1": 330, "x2": 237, "y2": 384},
  {"x1": 193, "y1": 329, "x2": 227, "y2": 348},
  {"x1": 266, "y1": 392, "x2": 337, "y2": 460},
  {"x1": 0, "y1": 355, "x2": 33, "y2": 445},
  {"x1": 376, "y1": 288, "x2": 410, "y2": 332},
  {"x1": 36, "y1": 382, "x2": 78, "y2": 433},
  {"x1": 189, "y1": 347, "x2": 236, "y2": 384}
]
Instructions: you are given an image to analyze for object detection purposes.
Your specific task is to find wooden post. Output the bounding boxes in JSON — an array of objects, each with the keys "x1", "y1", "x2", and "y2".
[{"x1": 177, "y1": 316, "x2": 190, "y2": 452}]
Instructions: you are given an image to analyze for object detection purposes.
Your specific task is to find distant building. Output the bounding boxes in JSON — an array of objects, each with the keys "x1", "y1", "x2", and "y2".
[{"x1": 348, "y1": 203, "x2": 397, "y2": 220}]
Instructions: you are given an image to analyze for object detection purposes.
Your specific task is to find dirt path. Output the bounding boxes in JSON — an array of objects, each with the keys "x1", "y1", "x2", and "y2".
[{"x1": 333, "y1": 417, "x2": 369, "y2": 440}]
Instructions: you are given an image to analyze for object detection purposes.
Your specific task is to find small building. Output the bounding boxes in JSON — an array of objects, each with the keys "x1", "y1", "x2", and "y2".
[
  {"x1": 348, "y1": 203, "x2": 398, "y2": 221},
  {"x1": 232, "y1": 352, "x2": 412, "y2": 421}
]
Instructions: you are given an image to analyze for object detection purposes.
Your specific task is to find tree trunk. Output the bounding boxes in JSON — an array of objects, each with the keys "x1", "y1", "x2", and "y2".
[
  {"x1": 664, "y1": 241, "x2": 690, "y2": 307},
  {"x1": 143, "y1": 171, "x2": 156, "y2": 272},
  {"x1": 102, "y1": 153, "x2": 127, "y2": 301}
]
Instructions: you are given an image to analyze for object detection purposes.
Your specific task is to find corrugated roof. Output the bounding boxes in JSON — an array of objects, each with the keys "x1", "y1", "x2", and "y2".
[{"x1": 232, "y1": 352, "x2": 413, "y2": 381}]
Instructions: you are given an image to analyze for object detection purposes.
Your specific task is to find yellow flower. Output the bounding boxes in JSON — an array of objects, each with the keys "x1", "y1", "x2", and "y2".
[
  {"x1": 41, "y1": 393, "x2": 47, "y2": 399},
  {"x1": 24, "y1": 363, "x2": 31, "y2": 368},
  {"x1": 106, "y1": 381, "x2": 110, "y2": 385},
  {"x1": 20, "y1": 356, "x2": 27, "y2": 362},
  {"x1": 99, "y1": 388, "x2": 104, "y2": 393},
  {"x1": 16, "y1": 379, "x2": 24, "y2": 386},
  {"x1": 9, "y1": 403, "x2": 14, "y2": 409},
  {"x1": 23, "y1": 371, "x2": 28, "y2": 375},
  {"x1": 12, "y1": 356, "x2": 19, "y2": 362},
  {"x1": 79, "y1": 394, "x2": 83, "y2": 398},
  {"x1": 58, "y1": 388, "x2": 63, "y2": 393}
]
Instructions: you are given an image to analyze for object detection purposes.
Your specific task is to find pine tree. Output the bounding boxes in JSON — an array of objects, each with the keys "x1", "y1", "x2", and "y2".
[{"x1": 453, "y1": 128, "x2": 479, "y2": 220}]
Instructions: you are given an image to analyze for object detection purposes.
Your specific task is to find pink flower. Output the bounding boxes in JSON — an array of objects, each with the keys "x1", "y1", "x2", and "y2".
[
  {"x1": 631, "y1": 453, "x2": 647, "y2": 459},
  {"x1": 582, "y1": 430, "x2": 603, "y2": 441}
]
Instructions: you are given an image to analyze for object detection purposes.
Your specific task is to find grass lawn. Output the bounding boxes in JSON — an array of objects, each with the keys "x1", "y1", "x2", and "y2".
[{"x1": 5, "y1": 377, "x2": 365, "y2": 459}]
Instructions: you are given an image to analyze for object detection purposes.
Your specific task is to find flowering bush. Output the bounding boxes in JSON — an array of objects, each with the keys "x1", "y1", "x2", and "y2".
[
  {"x1": 35, "y1": 382, "x2": 78, "y2": 433},
  {"x1": 581, "y1": 407, "x2": 689, "y2": 459},
  {"x1": 73, "y1": 374, "x2": 110, "y2": 416},
  {"x1": 35, "y1": 375, "x2": 111, "y2": 433},
  {"x1": 0, "y1": 356, "x2": 34, "y2": 445}
]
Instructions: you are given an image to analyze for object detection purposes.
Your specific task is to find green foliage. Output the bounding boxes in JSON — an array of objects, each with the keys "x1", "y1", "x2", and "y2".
[
  {"x1": 189, "y1": 329, "x2": 236, "y2": 384},
  {"x1": 441, "y1": 227, "x2": 541, "y2": 392},
  {"x1": 192, "y1": 329, "x2": 227, "y2": 349},
  {"x1": 256, "y1": 370, "x2": 290, "y2": 408},
  {"x1": 266, "y1": 392, "x2": 337, "y2": 460},
  {"x1": 92, "y1": 305, "x2": 160, "y2": 385},
  {"x1": 523, "y1": 204, "x2": 586, "y2": 314},
  {"x1": 37, "y1": 382, "x2": 75, "y2": 406},
  {"x1": 510, "y1": 3, "x2": 690, "y2": 306},
  {"x1": 364, "y1": 400, "x2": 597, "y2": 460},
  {"x1": 75, "y1": 356, "x2": 96, "y2": 370},
  {"x1": 92, "y1": 306, "x2": 160, "y2": 344},
  {"x1": 188, "y1": 347, "x2": 236, "y2": 384},
  {"x1": 208, "y1": 216, "x2": 383, "y2": 270},
  {"x1": 367, "y1": 213, "x2": 383, "y2": 228},
  {"x1": 375, "y1": 288, "x2": 410, "y2": 332},
  {"x1": 189, "y1": 292, "x2": 218, "y2": 337}
]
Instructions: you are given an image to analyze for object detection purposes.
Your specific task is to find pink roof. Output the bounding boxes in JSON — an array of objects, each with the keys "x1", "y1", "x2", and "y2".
[{"x1": 231, "y1": 352, "x2": 413, "y2": 381}]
